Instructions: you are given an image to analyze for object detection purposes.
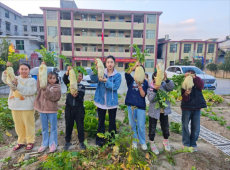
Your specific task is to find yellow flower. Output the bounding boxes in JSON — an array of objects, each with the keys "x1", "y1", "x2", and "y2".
[
  {"x1": 9, "y1": 43, "x2": 15, "y2": 53},
  {"x1": 25, "y1": 54, "x2": 28, "y2": 60}
]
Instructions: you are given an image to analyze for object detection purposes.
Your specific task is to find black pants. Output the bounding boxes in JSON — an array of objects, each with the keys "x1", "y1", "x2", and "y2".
[
  {"x1": 149, "y1": 114, "x2": 170, "y2": 141},
  {"x1": 96, "y1": 107, "x2": 117, "y2": 146},
  {"x1": 65, "y1": 105, "x2": 85, "y2": 143}
]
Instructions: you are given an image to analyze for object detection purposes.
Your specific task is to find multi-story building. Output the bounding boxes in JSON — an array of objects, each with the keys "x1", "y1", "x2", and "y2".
[
  {"x1": 0, "y1": 2, "x2": 23, "y2": 36},
  {"x1": 22, "y1": 14, "x2": 44, "y2": 40},
  {"x1": 158, "y1": 35, "x2": 224, "y2": 68},
  {"x1": 40, "y1": 7, "x2": 162, "y2": 71}
]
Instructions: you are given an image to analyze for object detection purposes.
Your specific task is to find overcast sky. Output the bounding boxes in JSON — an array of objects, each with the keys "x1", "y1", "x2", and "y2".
[{"x1": 1, "y1": 0, "x2": 230, "y2": 41}]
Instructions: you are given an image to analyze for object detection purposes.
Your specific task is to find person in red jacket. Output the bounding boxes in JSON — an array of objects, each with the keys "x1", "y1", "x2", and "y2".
[{"x1": 181, "y1": 70, "x2": 207, "y2": 152}]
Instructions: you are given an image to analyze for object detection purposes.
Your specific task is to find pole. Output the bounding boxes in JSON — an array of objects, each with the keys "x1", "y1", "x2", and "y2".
[{"x1": 174, "y1": 51, "x2": 175, "y2": 65}]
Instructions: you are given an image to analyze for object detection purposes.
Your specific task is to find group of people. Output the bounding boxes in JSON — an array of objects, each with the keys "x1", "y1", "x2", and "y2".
[{"x1": 2, "y1": 55, "x2": 206, "y2": 154}]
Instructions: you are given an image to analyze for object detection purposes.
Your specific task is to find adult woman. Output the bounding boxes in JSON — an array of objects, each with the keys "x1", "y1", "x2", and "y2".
[
  {"x1": 90, "y1": 55, "x2": 121, "y2": 147},
  {"x1": 2, "y1": 62, "x2": 37, "y2": 151}
]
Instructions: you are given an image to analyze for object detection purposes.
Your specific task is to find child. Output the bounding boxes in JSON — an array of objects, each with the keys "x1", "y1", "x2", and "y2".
[
  {"x1": 125, "y1": 61, "x2": 148, "y2": 150},
  {"x1": 181, "y1": 70, "x2": 206, "y2": 152},
  {"x1": 63, "y1": 66, "x2": 86, "y2": 150},
  {"x1": 2, "y1": 62, "x2": 37, "y2": 151},
  {"x1": 147, "y1": 71, "x2": 174, "y2": 154},
  {"x1": 34, "y1": 62, "x2": 61, "y2": 152},
  {"x1": 90, "y1": 55, "x2": 121, "y2": 147}
]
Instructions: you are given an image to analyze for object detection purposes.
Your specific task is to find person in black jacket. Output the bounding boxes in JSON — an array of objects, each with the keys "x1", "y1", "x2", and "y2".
[{"x1": 63, "y1": 66, "x2": 86, "y2": 150}]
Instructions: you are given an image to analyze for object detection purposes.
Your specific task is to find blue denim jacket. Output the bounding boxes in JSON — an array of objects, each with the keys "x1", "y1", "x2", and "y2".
[{"x1": 90, "y1": 68, "x2": 121, "y2": 107}]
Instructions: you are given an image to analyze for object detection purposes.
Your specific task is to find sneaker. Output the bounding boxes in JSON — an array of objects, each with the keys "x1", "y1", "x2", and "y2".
[
  {"x1": 38, "y1": 146, "x2": 47, "y2": 152},
  {"x1": 132, "y1": 143, "x2": 137, "y2": 149},
  {"x1": 79, "y1": 142, "x2": 86, "y2": 150},
  {"x1": 150, "y1": 141, "x2": 159, "y2": 155},
  {"x1": 163, "y1": 139, "x2": 171, "y2": 151},
  {"x1": 63, "y1": 142, "x2": 71, "y2": 151},
  {"x1": 49, "y1": 143, "x2": 57, "y2": 153},
  {"x1": 193, "y1": 147, "x2": 198, "y2": 152},
  {"x1": 141, "y1": 143, "x2": 147, "y2": 151}
]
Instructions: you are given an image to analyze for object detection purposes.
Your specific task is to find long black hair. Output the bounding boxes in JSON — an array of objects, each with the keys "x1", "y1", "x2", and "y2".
[
  {"x1": 152, "y1": 71, "x2": 157, "y2": 81},
  {"x1": 48, "y1": 68, "x2": 59, "y2": 84}
]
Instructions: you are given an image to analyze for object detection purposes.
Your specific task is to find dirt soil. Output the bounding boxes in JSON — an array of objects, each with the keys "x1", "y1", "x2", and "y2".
[{"x1": 0, "y1": 94, "x2": 230, "y2": 170}]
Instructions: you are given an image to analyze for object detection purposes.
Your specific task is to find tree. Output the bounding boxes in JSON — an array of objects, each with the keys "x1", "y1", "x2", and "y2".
[
  {"x1": 206, "y1": 63, "x2": 218, "y2": 76},
  {"x1": 195, "y1": 59, "x2": 203, "y2": 70},
  {"x1": 217, "y1": 51, "x2": 230, "y2": 78},
  {"x1": 0, "y1": 37, "x2": 10, "y2": 72},
  {"x1": 175, "y1": 56, "x2": 191, "y2": 66}
]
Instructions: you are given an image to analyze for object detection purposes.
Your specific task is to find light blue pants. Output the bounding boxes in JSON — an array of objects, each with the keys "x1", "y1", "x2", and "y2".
[
  {"x1": 40, "y1": 113, "x2": 58, "y2": 147},
  {"x1": 128, "y1": 106, "x2": 146, "y2": 144}
]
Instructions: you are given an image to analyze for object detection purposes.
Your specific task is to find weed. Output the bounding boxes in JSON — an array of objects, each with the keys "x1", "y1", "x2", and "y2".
[
  {"x1": 59, "y1": 131, "x2": 64, "y2": 135},
  {"x1": 219, "y1": 120, "x2": 227, "y2": 126},
  {"x1": 201, "y1": 111, "x2": 209, "y2": 117},
  {"x1": 169, "y1": 122, "x2": 182, "y2": 134},
  {"x1": 36, "y1": 129, "x2": 42, "y2": 137},
  {"x1": 206, "y1": 102, "x2": 212, "y2": 106}
]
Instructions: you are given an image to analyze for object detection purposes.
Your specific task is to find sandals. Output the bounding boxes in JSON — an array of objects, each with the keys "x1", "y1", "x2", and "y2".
[
  {"x1": 26, "y1": 143, "x2": 34, "y2": 150},
  {"x1": 13, "y1": 144, "x2": 25, "y2": 151}
]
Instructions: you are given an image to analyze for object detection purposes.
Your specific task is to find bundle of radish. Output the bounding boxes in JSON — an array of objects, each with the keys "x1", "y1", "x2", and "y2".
[
  {"x1": 35, "y1": 46, "x2": 57, "y2": 88},
  {"x1": 182, "y1": 74, "x2": 194, "y2": 90},
  {"x1": 155, "y1": 62, "x2": 165, "y2": 86},
  {"x1": 95, "y1": 58, "x2": 104, "y2": 79},
  {"x1": 59, "y1": 55, "x2": 87, "y2": 94},
  {"x1": 0, "y1": 43, "x2": 26, "y2": 89},
  {"x1": 126, "y1": 44, "x2": 150, "y2": 84}
]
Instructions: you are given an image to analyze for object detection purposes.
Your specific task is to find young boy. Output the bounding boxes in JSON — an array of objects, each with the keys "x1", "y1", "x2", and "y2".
[
  {"x1": 181, "y1": 70, "x2": 206, "y2": 152},
  {"x1": 63, "y1": 66, "x2": 86, "y2": 150}
]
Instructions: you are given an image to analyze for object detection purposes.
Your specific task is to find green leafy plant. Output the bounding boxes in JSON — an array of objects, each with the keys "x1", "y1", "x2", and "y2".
[
  {"x1": 219, "y1": 119, "x2": 227, "y2": 126},
  {"x1": 169, "y1": 122, "x2": 182, "y2": 134},
  {"x1": 13, "y1": 157, "x2": 38, "y2": 168},
  {"x1": 206, "y1": 102, "x2": 212, "y2": 106},
  {"x1": 201, "y1": 111, "x2": 209, "y2": 117},
  {"x1": 118, "y1": 94, "x2": 121, "y2": 99},
  {"x1": 36, "y1": 129, "x2": 42, "y2": 137},
  {"x1": 227, "y1": 126, "x2": 230, "y2": 130},
  {"x1": 208, "y1": 115, "x2": 220, "y2": 121},
  {"x1": 35, "y1": 45, "x2": 57, "y2": 66},
  {"x1": 154, "y1": 89, "x2": 175, "y2": 109},
  {"x1": 59, "y1": 130, "x2": 64, "y2": 135},
  {"x1": 0, "y1": 156, "x2": 11, "y2": 165},
  {"x1": 91, "y1": 62, "x2": 97, "y2": 75},
  {"x1": 204, "y1": 107, "x2": 212, "y2": 112},
  {"x1": 57, "y1": 113, "x2": 62, "y2": 119}
]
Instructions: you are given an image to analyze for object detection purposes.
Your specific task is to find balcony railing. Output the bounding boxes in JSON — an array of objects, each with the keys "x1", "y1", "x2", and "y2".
[{"x1": 6, "y1": 30, "x2": 11, "y2": 35}]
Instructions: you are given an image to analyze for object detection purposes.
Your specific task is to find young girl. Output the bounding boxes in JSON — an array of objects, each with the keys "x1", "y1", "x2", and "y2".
[
  {"x1": 1, "y1": 62, "x2": 37, "y2": 151},
  {"x1": 125, "y1": 61, "x2": 148, "y2": 150},
  {"x1": 147, "y1": 71, "x2": 174, "y2": 154},
  {"x1": 90, "y1": 55, "x2": 121, "y2": 147},
  {"x1": 34, "y1": 62, "x2": 61, "y2": 152},
  {"x1": 63, "y1": 67, "x2": 86, "y2": 151}
]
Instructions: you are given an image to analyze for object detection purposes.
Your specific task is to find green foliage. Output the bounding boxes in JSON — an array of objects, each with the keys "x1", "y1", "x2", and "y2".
[
  {"x1": 219, "y1": 119, "x2": 227, "y2": 126},
  {"x1": 36, "y1": 129, "x2": 42, "y2": 136},
  {"x1": 0, "y1": 156, "x2": 11, "y2": 165},
  {"x1": 191, "y1": 166, "x2": 197, "y2": 170},
  {"x1": 59, "y1": 130, "x2": 64, "y2": 135},
  {"x1": 169, "y1": 122, "x2": 182, "y2": 134},
  {"x1": 227, "y1": 126, "x2": 230, "y2": 130},
  {"x1": 84, "y1": 100, "x2": 96, "y2": 111},
  {"x1": 0, "y1": 37, "x2": 11, "y2": 71},
  {"x1": 118, "y1": 94, "x2": 121, "y2": 99},
  {"x1": 13, "y1": 157, "x2": 38, "y2": 168},
  {"x1": 154, "y1": 89, "x2": 176, "y2": 109},
  {"x1": 175, "y1": 56, "x2": 191, "y2": 66},
  {"x1": 91, "y1": 62, "x2": 98, "y2": 75},
  {"x1": 206, "y1": 63, "x2": 218, "y2": 73},
  {"x1": 208, "y1": 115, "x2": 221, "y2": 121},
  {"x1": 218, "y1": 51, "x2": 230, "y2": 73},
  {"x1": 201, "y1": 111, "x2": 209, "y2": 117},
  {"x1": 35, "y1": 45, "x2": 56, "y2": 66},
  {"x1": 206, "y1": 102, "x2": 212, "y2": 106},
  {"x1": 195, "y1": 59, "x2": 203, "y2": 70},
  {"x1": 130, "y1": 44, "x2": 150, "y2": 64},
  {"x1": 204, "y1": 107, "x2": 212, "y2": 112}
]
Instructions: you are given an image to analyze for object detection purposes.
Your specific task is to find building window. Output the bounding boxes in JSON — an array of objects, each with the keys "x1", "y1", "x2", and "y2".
[
  {"x1": 81, "y1": 15, "x2": 87, "y2": 21},
  {"x1": 119, "y1": 31, "x2": 124, "y2": 37},
  {"x1": 22, "y1": 18, "x2": 27, "y2": 23},
  {"x1": 110, "y1": 46, "x2": 115, "y2": 52},
  {"x1": 146, "y1": 30, "x2": 155, "y2": 39},
  {"x1": 91, "y1": 30, "x2": 96, "y2": 37},
  {"x1": 40, "y1": 35, "x2": 44, "y2": 40},
  {"x1": 82, "y1": 45, "x2": 87, "y2": 51},
  {"x1": 5, "y1": 10, "x2": 9, "y2": 18},
  {"x1": 118, "y1": 46, "x2": 124, "y2": 52},
  {"x1": 40, "y1": 26, "x2": 44, "y2": 32},
  {"x1": 170, "y1": 61, "x2": 174, "y2": 66},
  {"x1": 47, "y1": 11, "x2": 57, "y2": 20},
  {"x1": 91, "y1": 15, "x2": 97, "y2": 21},
  {"x1": 118, "y1": 62, "x2": 123, "y2": 67},
  {"x1": 48, "y1": 27, "x2": 57, "y2": 36},
  {"x1": 170, "y1": 44, "x2": 177, "y2": 53},
  {"x1": 110, "y1": 31, "x2": 115, "y2": 37},
  {"x1": 31, "y1": 18, "x2": 37, "y2": 23},
  {"x1": 82, "y1": 61, "x2": 87, "y2": 67},
  {"x1": 208, "y1": 44, "x2": 215, "y2": 53},
  {"x1": 183, "y1": 44, "x2": 191, "y2": 53},
  {"x1": 146, "y1": 45, "x2": 154, "y2": 53},
  {"x1": 110, "y1": 16, "x2": 116, "y2": 22},
  {"x1": 145, "y1": 59, "x2": 154, "y2": 68},
  {"x1": 147, "y1": 14, "x2": 156, "y2": 24},
  {"x1": 31, "y1": 26, "x2": 37, "y2": 32},
  {"x1": 91, "y1": 45, "x2": 96, "y2": 52},
  {"x1": 24, "y1": 25, "x2": 27, "y2": 32},
  {"x1": 197, "y1": 44, "x2": 203, "y2": 53},
  {"x1": 48, "y1": 42, "x2": 58, "y2": 51},
  {"x1": 82, "y1": 30, "x2": 87, "y2": 36},
  {"x1": 16, "y1": 40, "x2": 24, "y2": 50},
  {"x1": 14, "y1": 15, "x2": 17, "y2": 20},
  {"x1": 6, "y1": 22, "x2": 10, "y2": 31},
  {"x1": 39, "y1": 18, "x2": 44, "y2": 23},
  {"x1": 15, "y1": 25, "x2": 18, "y2": 32},
  {"x1": 119, "y1": 16, "x2": 124, "y2": 22}
]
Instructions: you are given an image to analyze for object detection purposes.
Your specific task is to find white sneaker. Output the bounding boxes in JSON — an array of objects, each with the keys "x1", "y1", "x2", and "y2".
[
  {"x1": 163, "y1": 139, "x2": 171, "y2": 151},
  {"x1": 150, "y1": 142, "x2": 159, "y2": 155},
  {"x1": 141, "y1": 143, "x2": 147, "y2": 150},
  {"x1": 132, "y1": 143, "x2": 137, "y2": 149},
  {"x1": 193, "y1": 147, "x2": 198, "y2": 152}
]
